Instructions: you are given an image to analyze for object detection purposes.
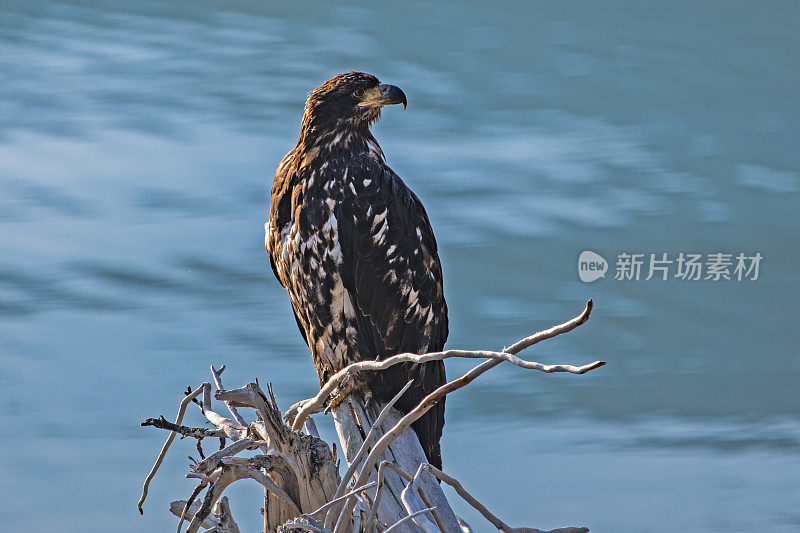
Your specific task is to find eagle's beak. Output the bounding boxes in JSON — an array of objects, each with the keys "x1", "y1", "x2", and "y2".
[{"x1": 358, "y1": 84, "x2": 407, "y2": 109}]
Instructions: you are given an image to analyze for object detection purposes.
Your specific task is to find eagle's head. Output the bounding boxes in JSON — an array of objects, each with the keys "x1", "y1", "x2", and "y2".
[{"x1": 302, "y1": 72, "x2": 407, "y2": 134}]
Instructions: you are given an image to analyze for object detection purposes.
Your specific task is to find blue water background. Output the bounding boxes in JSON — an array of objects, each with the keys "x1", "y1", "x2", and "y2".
[{"x1": 0, "y1": 1, "x2": 798, "y2": 531}]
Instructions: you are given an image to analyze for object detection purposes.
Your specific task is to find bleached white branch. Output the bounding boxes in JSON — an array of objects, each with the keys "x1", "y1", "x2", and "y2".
[
  {"x1": 333, "y1": 496, "x2": 370, "y2": 533},
  {"x1": 384, "y1": 507, "x2": 437, "y2": 533},
  {"x1": 307, "y1": 481, "x2": 376, "y2": 519},
  {"x1": 200, "y1": 383, "x2": 249, "y2": 441},
  {"x1": 285, "y1": 398, "x2": 323, "y2": 428},
  {"x1": 215, "y1": 383, "x2": 284, "y2": 446},
  {"x1": 291, "y1": 300, "x2": 599, "y2": 432},
  {"x1": 400, "y1": 465, "x2": 438, "y2": 533},
  {"x1": 193, "y1": 438, "x2": 256, "y2": 476},
  {"x1": 240, "y1": 466, "x2": 301, "y2": 516},
  {"x1": 211, "y1": 364, "x2": 248, "y2": 427}
]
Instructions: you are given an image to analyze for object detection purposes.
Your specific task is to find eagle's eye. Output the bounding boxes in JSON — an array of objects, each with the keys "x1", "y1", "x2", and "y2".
[{"x1": 353, "y1": 88, "x2": 365, "y2": 99}]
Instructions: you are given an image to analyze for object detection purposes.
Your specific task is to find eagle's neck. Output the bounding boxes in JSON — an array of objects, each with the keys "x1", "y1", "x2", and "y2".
[{"x1": 295, "y1": 115, "x2": 384, "y2": 173}]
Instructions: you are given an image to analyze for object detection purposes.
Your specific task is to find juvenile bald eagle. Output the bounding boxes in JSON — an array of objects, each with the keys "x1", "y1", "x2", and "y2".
[{"x1": 266, "y1": 72, "x2": 447, "y2": 468}]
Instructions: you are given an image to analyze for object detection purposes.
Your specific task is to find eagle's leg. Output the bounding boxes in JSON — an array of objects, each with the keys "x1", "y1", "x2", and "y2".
[{"x1": 324, "y1": 371, "x2": 377, "y2": 413}]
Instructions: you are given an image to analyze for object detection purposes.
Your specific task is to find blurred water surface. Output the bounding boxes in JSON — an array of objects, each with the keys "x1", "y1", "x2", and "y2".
[{"x1": 0, "y1": 1, "x2": 798, "y2": 531}]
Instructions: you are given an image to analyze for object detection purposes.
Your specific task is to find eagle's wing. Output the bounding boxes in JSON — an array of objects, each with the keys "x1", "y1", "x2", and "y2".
[
  {"x1": 269, "y1": 252, "x2": 308, "y2": 345},
  {"x1": 267, "y1": 150, "x2": 312, "y2": 347},
  {"x1": 337, "y1": 153, "x2": 447, "y2": 358},
  {"x1": 336, "y1": 153, "x2": 447, "y2": 468}
]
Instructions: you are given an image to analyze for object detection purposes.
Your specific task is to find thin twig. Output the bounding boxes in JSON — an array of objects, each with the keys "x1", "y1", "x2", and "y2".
[
  {"x1": 308, "y1": 481, "x2": 377, "y2": 518},
  {"x1": 384, "y1": 507, "x2": 437, "y2": 533},
  {"x1": 178, "y1": 479, "x2": 210, "y2": 533},
  {"x1": 428, "y1": 466, "x2": 587, "y2": 533},
  {"x1": 211, "y1": 364, "x2": 248, "y2": 426},
  {"x1": 142, "y1": 415, "x2": 226, "y2": 439},
  {"x1": 139, "y1": 383, "x2": 207, "y2": 513}
]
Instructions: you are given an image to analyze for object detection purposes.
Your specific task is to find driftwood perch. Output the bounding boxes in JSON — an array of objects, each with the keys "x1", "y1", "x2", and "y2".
[{"x1": 139, "y1": 300, "x2": 602, "y2": 532}]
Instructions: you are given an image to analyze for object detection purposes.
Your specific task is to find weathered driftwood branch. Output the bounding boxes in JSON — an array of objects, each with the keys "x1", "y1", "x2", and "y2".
[
  {"x1": 140, "y1": 300, "x2": 600, "y2": 532},
  {"x1": 211, "y1": 364, "x2": 248, "y2": 426},
  {"x1": 288, "y1": 300, "x2": 599, "y2": 433}
]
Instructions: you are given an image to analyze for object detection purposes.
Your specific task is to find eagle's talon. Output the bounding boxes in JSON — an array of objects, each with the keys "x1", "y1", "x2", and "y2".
[{"x1": 326, "y1": 386, "x2": 352, "y2": 413}]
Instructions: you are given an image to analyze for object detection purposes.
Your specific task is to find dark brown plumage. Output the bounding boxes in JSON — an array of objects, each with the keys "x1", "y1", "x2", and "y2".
[{"x1": 266, "y1": 72, "x2": 447, "y2": 468}]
